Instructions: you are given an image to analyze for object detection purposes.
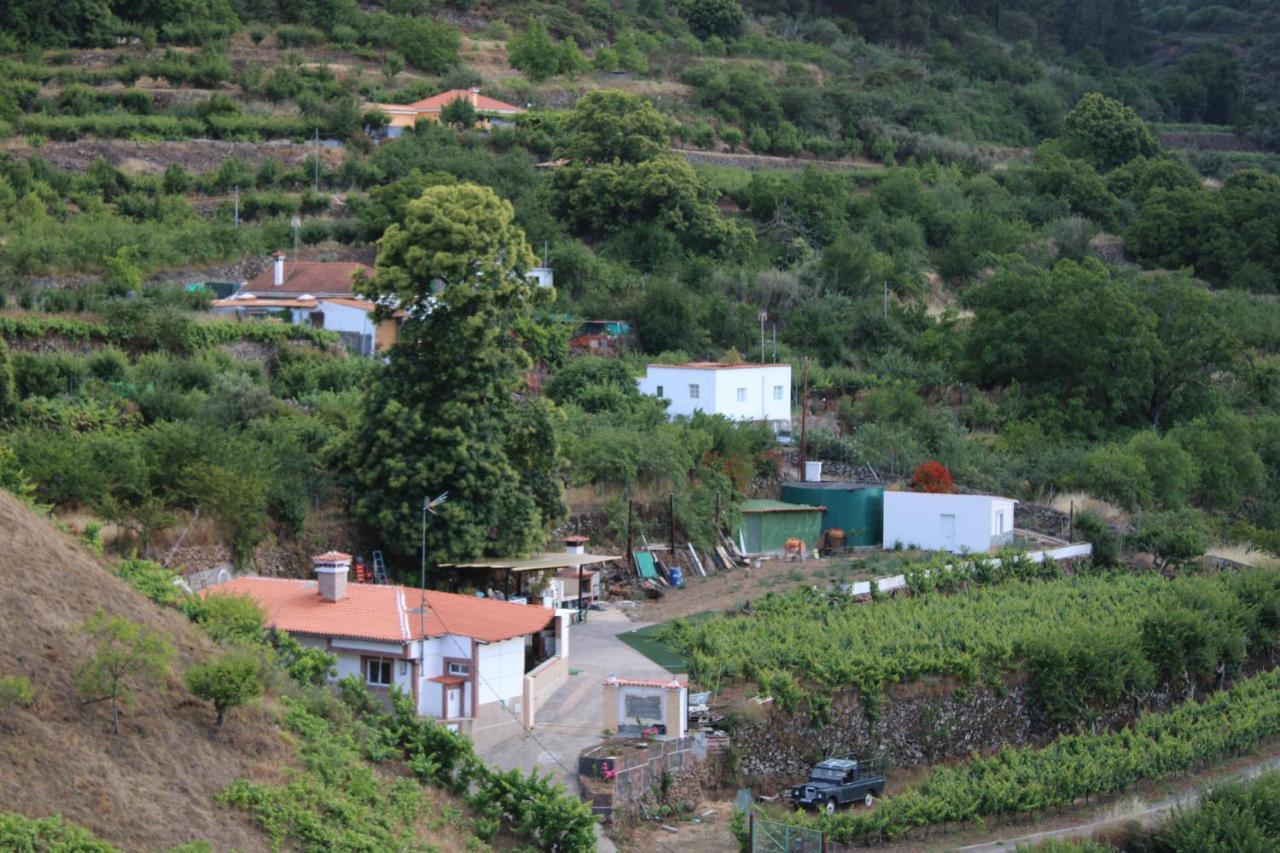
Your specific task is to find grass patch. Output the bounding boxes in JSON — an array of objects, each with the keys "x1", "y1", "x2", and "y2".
[{"x1": 618, "y1": 620, "x2": 702, "y2": 674}]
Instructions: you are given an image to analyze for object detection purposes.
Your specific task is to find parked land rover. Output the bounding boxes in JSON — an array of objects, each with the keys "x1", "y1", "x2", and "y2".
[{"x1": 789, "y1": 757, "x2": 885, "y2": 813}]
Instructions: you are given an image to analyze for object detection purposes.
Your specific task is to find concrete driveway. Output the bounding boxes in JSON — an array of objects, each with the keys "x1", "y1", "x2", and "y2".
[
  {"x1": 477, "y1": 606, "x2": 671, "y2": 852},
  {"x1": 479, "y1": 606, "x2": 671, "y2": 790}
]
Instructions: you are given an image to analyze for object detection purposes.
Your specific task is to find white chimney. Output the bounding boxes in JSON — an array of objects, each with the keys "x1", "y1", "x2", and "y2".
[
  {"x1": 273, "y1": 252, "x2": 285, "y2": 287},
  {"x1": 564, "y1": 535, "x2": 588, "y2": 555},
  {"x1": 313, "y1": 551, "x2": 351, "y2": 602},
  {"x1": 468, "y1": 86, "x2": 480, "y2": 106}
]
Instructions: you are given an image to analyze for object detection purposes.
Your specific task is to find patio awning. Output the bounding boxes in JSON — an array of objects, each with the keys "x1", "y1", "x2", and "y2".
[{"x1": 438, "y1": 552, "x2": 621, "y2": 573}]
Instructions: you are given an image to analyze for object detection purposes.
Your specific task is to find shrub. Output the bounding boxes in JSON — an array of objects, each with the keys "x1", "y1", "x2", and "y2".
[
  {"x1": 910, "y1": 460, "x2": 955, "y2": 493},
  {"x1": 0, "y1": 674, "x2": 34, "y2": 719},
  {"x1": 393, "y1": 18, "x2": 460, "y2": 74},
  {"x1": 113, "y1": 557, "x2": 186, "y2": 607},
  {"x1": 185, "y1": 593, "x2": 266, "y2": 646},
  {"x1": 187, "y1": 649, "x2": 263, "y2": 730},
  {"x1": 75, "y1": 610, "x2": 173, "y2": 734}
]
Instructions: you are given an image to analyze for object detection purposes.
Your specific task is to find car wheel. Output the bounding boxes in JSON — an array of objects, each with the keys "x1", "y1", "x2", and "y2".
[
  {"x1": 864, "y1": 792, "x2": 875, "y2": 808},
  {"x1": 825, "y1": 797, "x2": 837, "y2": 815}
]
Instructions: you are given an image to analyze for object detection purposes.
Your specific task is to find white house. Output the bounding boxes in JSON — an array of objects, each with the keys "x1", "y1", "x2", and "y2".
[
  {"x1": 637, "y1": 362, "x2": 792, "y2": 424},
  {"x1": 881, "y1": 491, "x2": 1017, "y2": 554},
  {"x1": 210, "y1": 552, "x2": 571, "y2": 749}
]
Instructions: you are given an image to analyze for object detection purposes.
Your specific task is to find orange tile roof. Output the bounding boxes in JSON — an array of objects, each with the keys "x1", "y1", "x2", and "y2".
[
  {"x1": 407, "y1": 89, "x2": 525, "y2": 113},
  {"x1": 241, "y1": 261, "x2": 373, "y2": 296},
  {"x1": 210, "y1": 577, "x2": 554, "y2": 644},
  {"x1": 211, "y1": 297, "x2": 319, "y2": 309}
]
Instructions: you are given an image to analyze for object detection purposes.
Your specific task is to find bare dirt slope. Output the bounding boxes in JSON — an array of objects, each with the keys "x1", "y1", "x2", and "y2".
[{"x1": 0, "y1": 490, "x2": 290, "y2": 852}]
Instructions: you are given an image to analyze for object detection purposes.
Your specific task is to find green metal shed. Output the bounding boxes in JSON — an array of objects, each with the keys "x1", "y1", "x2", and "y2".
[
  {"x1": 735, "y1": 499, "x2": 824, "y2": 555},
  {"x1": 780, "y1": 482, "x2": 885, "y2": 547}
]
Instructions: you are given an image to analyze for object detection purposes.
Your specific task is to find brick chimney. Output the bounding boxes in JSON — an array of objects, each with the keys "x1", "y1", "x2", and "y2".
[
  {"x1": 468, "y1": 86, "x2": 480, "y2": 106},
  {"x1": 273, "y1": 251, "x2": 285, "y2": 287},
  {"x1": 313, "y1": 551, "x2": 351, "y2": 602}
]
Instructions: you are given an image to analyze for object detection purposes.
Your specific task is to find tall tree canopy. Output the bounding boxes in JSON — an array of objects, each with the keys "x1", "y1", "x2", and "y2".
[
  {"x1": 1062, "y1": 93, "x2": 1160, "y2": 171},
  {"x1": 343, "y1": 183, "x2": 562, "y2": 562},
  {"x1": 547, "y1": 90, "x2": 748, "y2": 258}
]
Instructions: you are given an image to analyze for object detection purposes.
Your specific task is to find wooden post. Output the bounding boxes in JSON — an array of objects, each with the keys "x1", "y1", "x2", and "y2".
[
  {"x1": 1069, "y1": 499, "x2": 1075, "y2": 542},
  {"x1": 748, "y1": 811, "x2": 754, "y2": 851},
  {"x1": 669, "y1": 492, "x2": 677, "y2": 554},
  {"x1": 799, "y1": 358, "x2": 809, "y2": 481},
  {"x1": 627, "y1": 499, "x2": 634, "y2": 568}
]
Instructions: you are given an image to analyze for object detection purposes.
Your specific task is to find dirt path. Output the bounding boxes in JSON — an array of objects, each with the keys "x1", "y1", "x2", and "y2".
[
  {"x1": 676, "y1": 147, "x2": 886, "y2": 172},
  {"x1": 628, "y1": 554, "x2": 887, "y2": 622}
]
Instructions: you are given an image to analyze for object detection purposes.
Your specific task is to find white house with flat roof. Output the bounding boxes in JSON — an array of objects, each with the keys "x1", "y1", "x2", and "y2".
[
  {"x1": 882, "y1": 491, "x2": 1017, "y2": 554},
  {"x1": 637, "y1": 362, "x2": 792, "y2": 423}
]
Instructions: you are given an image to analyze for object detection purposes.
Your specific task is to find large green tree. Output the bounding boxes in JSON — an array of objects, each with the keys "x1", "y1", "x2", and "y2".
[
  {"x1": 344, "y1": 183, "x2": 563, "y2": 562},
  {"x1": 1062, "y1": 93, "x2": 1159, "y2": 171},
  {"x1": 548, "y1": 91, "x2": 747, "y2": 257},
  {"x1": 965, "y1": 258, "x2": 1157, "y2": 433}
]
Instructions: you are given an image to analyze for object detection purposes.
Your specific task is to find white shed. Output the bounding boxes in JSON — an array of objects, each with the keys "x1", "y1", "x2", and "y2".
[
  {"x1": 636, "y1": 362, "x2": 792, "y2": 423},
  {"x1": 881, "y1": 491, "x2": 1017, "y2": 554}
]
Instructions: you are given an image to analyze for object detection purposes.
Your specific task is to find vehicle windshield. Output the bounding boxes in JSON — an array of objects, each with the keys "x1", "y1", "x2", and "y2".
[{"x1": 810, "y1": 768, "x2": 844, "y2": 782}]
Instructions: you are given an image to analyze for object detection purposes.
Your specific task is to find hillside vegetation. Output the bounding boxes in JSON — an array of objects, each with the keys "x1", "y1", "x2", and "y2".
[{"x1": 0, "y1": 489, "x2": 289, "y2": 850}]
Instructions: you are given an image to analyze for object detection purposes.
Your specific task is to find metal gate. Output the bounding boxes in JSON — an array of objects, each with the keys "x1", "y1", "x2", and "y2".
[{"x1": 749, "y1": 812, "x2": 825, "y2": 853}]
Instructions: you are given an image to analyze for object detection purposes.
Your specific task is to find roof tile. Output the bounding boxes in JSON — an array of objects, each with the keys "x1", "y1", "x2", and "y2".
[
  {"x1": 242, "y1": 261, "x2": 373, "y2": 296},
  {"x1": 210, "y1": 577, "x2": 555, "y2": 643}
]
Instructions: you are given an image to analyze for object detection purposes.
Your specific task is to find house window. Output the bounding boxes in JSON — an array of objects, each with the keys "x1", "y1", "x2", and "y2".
[
  {"x1": 773, "y1": 385, "x2": 784, "y2": 401},
  {"x1": 447, "y1": 662, "x2": 471, "y2": 677},
  {"x1": 366, "y1": 657, "x2": 393, "y2": 687},
  {"x1": 689, "y1": 384, "x2": 700, "y2": 399},
  {"x1": 736, "y1": 387, "x2": 746, "y2": 402},
  {"x1": 656, "y1": 385, "x2": 663, "y2": 398}
]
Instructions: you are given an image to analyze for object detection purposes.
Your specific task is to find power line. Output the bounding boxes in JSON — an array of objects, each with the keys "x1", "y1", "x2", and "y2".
[{"x1": 423, "y1": 594, "x2": 581, "y2": 781}]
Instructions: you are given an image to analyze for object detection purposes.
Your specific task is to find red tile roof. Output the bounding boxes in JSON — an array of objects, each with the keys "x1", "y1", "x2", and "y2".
[
  {"x1": 210, "y1": 577, "x2": 555, "y2": 644},
  {"x1": 241, "y1": 261, "x2": 373, "y2": 296},
  {"x1": 406, "y1": 89, "x2": 525, "y2": 113},
  {"x1": 314, "y1": 551, "x2": 351, "y2": 562},
  {"x1": 211, "y1": 297, "x2": 319, "y2": 309},
  {"x1": 428, "y1": 675, "x2": 467, "y2": 685}
]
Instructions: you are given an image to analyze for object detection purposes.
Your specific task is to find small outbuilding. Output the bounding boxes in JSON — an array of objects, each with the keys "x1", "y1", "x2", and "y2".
[
  {"x1": 735, "y1": 499, "x2": 824, "y2": 555},
  {"x1": 780, "y1": 481, "x2": 885, "y2": 547},
  {"x1": 881, "y1": 491, "x2": 1016, "y2": 554}
]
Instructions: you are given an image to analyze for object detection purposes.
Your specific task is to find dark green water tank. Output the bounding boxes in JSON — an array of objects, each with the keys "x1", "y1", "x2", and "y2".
[{"x1": 779, "y1": 482, "x2": 885, "y2": 547}]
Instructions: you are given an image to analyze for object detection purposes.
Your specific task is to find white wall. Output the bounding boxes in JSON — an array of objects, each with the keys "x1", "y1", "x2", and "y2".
[
  {"x1": 327, "y1": 638, "x2": 416, "y2": 697},
  {"x1": 882, "y1": 492, "x2": 1018, "y2": 554},
  {"x1": 477, "y1": 636, "x2": 525, "y2": 707},
  {"x1": 637, "y1": 364, "x2": 791, "y2": 422}
]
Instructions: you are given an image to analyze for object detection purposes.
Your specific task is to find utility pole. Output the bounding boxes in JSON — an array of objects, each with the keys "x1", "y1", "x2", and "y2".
[
  {"x1": 772, "y1": 324, "x2": 777, "y2": 362},
  {"x1": 669, "y1": 492, "x2": 677, "y2": 555},
  {"x1": 758, "y1": 310, "x2": 767, "y2": 364},
  {"x1": 419, "y1": 493, "x2": 448, "y2": 678},
  {"x1": 313, "y1": 128, "x2": 320, "y2": 192},
  {"x1": 799, "y1": 358, "x2": 809, "y2": 481}
]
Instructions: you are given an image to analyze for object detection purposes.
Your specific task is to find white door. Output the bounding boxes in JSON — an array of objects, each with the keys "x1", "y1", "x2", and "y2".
[
  {"x1": 940, "y1": 514, "x2": 957, "y2": 551},
  {"x1": 446, "y1": 688, "x2": 460, "y2": 718}
]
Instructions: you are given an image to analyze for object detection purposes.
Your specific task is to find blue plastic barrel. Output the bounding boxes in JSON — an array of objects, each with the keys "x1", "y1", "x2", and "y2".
[{"x1": 669, "y1": 566, "x2": 684, "y2": 588}]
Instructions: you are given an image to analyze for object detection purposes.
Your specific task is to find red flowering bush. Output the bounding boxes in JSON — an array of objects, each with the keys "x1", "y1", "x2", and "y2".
[{"x1": 911, "y1": 461, "x2": 955, "y2": 493}]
